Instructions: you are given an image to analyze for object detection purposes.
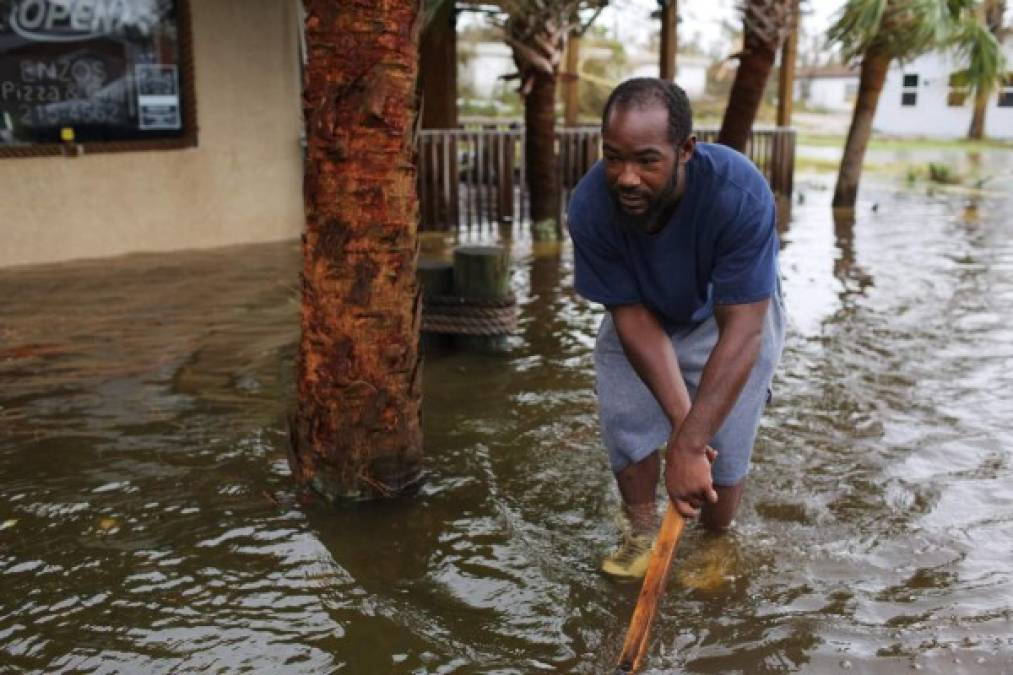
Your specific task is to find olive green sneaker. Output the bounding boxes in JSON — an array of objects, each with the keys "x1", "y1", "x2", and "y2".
[{"x1": 601, "y1": 532, "x2": 655, "y2": 579}]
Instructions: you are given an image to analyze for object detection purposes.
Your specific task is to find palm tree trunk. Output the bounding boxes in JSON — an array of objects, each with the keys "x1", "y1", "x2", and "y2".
[
  {"x1": 717, "y1": 31, "x2": 778, "y2": 152},
  {"x1": 525, "y1": 70, "x2": 561, "y2": 227},
  {"x1": 832, "y1": 50, "x2": 891, "y2": 209},
  {"x1": 967, "y1": 88, "x2": 988, "y2": 140},
  {"x1": 290, "y1": 0, "x2": 424, "y2": 501}
]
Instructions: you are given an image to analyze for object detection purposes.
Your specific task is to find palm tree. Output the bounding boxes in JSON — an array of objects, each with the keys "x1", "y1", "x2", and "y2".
[
  {"x1": 828, "y1": 0, "x2": 992, "y2": 208},
  {"x1": 495, "y1": 1, "x2": 603, "y2": 235},
  {"x1": 289, "y1": 0, "x2": 424, "y2": 500},
  {"x1": 963, "y1": 0, "x2": 1007, "y2": 139},
  {"x1": 717, "y1": 0, "x2": 794, "y2": 152}
]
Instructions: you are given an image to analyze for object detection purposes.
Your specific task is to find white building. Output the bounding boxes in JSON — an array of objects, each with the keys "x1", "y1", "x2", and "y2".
[
  {"x1": 459, "y1": 41, "x2": 702, "y2": 101},
  {"x1": 795, "y1": 64, "x2": 860, "y2": 112},
  {"x1": 628, "y1": 53, "x2": 709, "y2": 99},
  {"x1": 874, "y1": 39, "x2": 1013, "y2": 139}
]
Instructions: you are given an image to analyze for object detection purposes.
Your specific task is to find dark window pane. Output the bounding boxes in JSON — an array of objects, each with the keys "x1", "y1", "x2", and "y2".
[
  {"x1": 0, "y1": 1, "x2": 193, "y2": 148},
  {"x1": 903, "y1": 74, "x2": 919, "y2": 88},
  {"x1": 902, "y1": 92, "x2": 917, "y2": 106},
  {"x1": 999, "y1": 90, "x2": 1013, "y2": 108}
]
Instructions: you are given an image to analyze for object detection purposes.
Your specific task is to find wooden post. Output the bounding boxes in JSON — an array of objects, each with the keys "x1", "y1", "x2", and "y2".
[
  {"x1": 776, "y1": 0, "x2": 799, "y2": 128},
  {"x1": 563, "y1": 32, "x2": 581, "y2": 127},
  {"x1": 418, "y1": 259, "x2": 454, "y2": 352},
  {"x1": 498, "y1": 130, "x2": 515, "y2": 223},
  {"x1": 660, "y1": 0, "x2": 677, "y2": 82},
  {"x1": 453, "y1": 246, "x2": 511, "y2": 352}
]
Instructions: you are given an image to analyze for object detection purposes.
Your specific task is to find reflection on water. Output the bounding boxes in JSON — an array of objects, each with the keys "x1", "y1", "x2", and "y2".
[{"x1": 2, "y1": 166, "x2": 1013, "y2": 672}]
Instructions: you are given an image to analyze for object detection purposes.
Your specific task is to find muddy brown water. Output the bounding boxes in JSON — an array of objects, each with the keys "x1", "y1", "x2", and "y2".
[{"x1": 2, "y1": 169, "x2": 1012, "y2": 673}]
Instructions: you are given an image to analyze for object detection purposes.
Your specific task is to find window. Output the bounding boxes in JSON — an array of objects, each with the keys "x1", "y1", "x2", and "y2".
[
  {"x1": 948, "y1": 71, "x2": 970, "y2": 107},
  {"x1": 1000, "y1": 73, "x2": 1013, "y2": 108},
  {"x1": 901, "y1": 73, "x2": 919, "y2": 106},
  {"x1": 844, "y1": 82, "x2": 858, "y2": 103},
  {"x1": 0, "y1": 0, "x2": 196, "y2": 158}
]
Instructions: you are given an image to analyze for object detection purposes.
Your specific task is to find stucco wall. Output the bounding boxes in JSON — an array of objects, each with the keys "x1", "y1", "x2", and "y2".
[{"x1": 0, "y1": 0, "x2": 304, "y2": 268}]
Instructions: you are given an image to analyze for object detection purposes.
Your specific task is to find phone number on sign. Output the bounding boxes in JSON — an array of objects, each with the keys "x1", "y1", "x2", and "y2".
[{"x1": 14, "y1": 99, "x2": 125, "y2": 125}]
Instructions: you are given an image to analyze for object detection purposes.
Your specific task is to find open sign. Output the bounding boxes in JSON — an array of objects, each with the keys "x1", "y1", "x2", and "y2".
[{"x1": 7, "y1": 0, "x2": 160, "y2": 43}]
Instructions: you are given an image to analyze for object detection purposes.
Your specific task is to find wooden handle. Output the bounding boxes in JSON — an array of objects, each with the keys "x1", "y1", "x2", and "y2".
[{"x1": 614, "y1": 502, "x2": 686, "y2": 674}]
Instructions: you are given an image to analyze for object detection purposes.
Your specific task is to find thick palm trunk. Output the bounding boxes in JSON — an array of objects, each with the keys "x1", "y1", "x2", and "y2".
[
  {"x1": 290, "y1": 0, "x2": 423, "y2": 501},
  {"x1": 717, "y1": 44, "x2": 776, "y2": 152},
  {"x1": 717, "y1": 45, "x2": 769, "y2": 151},
  {"x1": 718, "y1": 0, "x2": 787, "y2": 152},
  {"x1": 968, "y1": 88, "x2": 988, "y2": 140},
  {"x1": 525, "y1": 70, "x2": 561, "y2": 226},
  {"x1": 832, "y1": 51, "x2": 891, "y2": 208}
]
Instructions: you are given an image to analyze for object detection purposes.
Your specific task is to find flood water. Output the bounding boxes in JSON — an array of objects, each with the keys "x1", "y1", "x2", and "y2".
[{"x1": 2, "y1": 163, "x2": 1013, "y2": 673}]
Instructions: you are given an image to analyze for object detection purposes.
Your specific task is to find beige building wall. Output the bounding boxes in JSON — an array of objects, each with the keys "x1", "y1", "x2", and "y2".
[{"x1": 0, "y1": 0, "x2": 305, "y2": 269}]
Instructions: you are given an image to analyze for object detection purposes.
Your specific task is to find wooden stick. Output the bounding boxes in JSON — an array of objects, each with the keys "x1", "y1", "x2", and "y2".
[{"x1": 614, "y1": 502, "x2": 686, "y2": 674}]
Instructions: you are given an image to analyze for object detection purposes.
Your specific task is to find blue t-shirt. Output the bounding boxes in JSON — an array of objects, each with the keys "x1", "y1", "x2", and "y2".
[{"x1": 567, "y1": 142, "x2": 779, "y2": 326}]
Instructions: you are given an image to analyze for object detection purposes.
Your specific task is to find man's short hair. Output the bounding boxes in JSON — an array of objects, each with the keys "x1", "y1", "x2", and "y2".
[{"x1": 601, "y1": 78, "x2": 693, "y2": 148}]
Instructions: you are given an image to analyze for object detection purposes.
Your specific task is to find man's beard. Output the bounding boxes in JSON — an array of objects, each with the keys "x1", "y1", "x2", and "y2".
[{"x1": 612, "y1": 163, "x2": 681, "y2": 234}]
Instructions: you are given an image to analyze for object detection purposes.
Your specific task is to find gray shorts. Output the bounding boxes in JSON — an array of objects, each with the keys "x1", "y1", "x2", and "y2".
[{"x1": 593, "y1": 293, "x2": 786, "y2": 485}]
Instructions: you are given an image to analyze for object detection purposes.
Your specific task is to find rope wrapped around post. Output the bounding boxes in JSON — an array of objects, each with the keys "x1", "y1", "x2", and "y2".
[{"x1": 421, "y1": 293, "x2": 518, "y2": 336}]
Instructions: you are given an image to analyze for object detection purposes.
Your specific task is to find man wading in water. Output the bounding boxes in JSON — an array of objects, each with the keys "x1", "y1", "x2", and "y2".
[{"x1": 567, "y1": 78, "x2": 786, "y2": 578}]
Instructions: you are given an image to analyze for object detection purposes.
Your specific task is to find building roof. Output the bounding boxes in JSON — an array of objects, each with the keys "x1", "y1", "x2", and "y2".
[{"x1": 796, "y1": 64, "x2": 859, "y2": 80}]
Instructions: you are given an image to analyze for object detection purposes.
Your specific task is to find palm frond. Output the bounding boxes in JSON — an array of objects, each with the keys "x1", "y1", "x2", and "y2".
[
  {"x1": 949, "y1": 11, "x2": 1007, "y2": 94},
  {"x1": 827, "y1": 0, "x2": 978, "y2": 62},
  {"x1": 827, "y1": 0, "x2": 888, "y2": 60}
]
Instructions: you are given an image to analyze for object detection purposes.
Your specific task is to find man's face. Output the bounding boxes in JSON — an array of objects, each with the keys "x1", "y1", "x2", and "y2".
[{"x1": 602, "y1": 104, "x2": 692, "y2": 232}]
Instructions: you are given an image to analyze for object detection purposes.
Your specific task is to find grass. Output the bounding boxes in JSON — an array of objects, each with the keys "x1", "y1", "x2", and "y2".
[
  {"x1": 795, "y1": 156, "x2": 844, "y2": 173},
  {"x1": 797, "y1": 133, "x2": 1013, "y2": 152}
]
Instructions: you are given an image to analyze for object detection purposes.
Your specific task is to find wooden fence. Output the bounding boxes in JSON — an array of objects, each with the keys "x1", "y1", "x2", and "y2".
[{"x1": 417, "y1": 125, "x2": 795, "y2": 231}]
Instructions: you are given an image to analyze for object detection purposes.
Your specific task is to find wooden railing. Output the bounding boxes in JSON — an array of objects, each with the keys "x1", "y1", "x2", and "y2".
[{"x1": 417, "y1": 125, "x2": 795, "y2": 231}]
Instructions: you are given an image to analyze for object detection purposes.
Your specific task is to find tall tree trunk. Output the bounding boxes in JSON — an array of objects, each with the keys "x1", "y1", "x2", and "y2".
[
  {"x1": 832, "y1": 50, "x2": 891, "y2": 208},
  {"x1": 776, "y1": 0, "x2": 799, "y2": 127},
  {"x1": 420, "y1": 0, "x2": 457, "y2": 129},
  {"x1": 525, "y1": 70, "x2": 561, "y2": 227},
  {"x1": 563, "y1": 32, "x2": 581, "y2": 126},
  {"x1": 717, "y1": 44, "x2": 776, "y2": 152},
  {"x1": 967, "y1": 87, "x2": 988, "y2": 140},
  {"x1": 966, "y1": 0, "x2": 1004, "y2": 141},
  {"x1": 660, "y1": 0, "x2": 677, "y2": 81},
  {"x1": 290, "y1": 0, "x2": 424, "y2": 501},
  {"x1": 718, "y1": 0, "x2": 790, "y2": 151}
]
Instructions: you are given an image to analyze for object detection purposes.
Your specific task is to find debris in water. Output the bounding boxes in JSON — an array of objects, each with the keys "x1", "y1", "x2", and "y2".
[{"x1": 98, "y1": 517, "x2": 120, "y2": 533}]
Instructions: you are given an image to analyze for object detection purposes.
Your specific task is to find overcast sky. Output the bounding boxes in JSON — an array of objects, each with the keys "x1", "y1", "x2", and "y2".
[
  {"x1": 460, "y1": 0, "x2": 848, "y2": 62},
  {"x1": 598, "y1": 0, "x2": 845, "y2": 56}
]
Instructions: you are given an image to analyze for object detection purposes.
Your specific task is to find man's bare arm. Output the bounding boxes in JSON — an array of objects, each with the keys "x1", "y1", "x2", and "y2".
[
  {"x1": 668, "y1": 298, "x2": 769, "y2": 459},
  {"x1": 609, "y1": 303, "x2": 693, "y2": 426},
  {"x1": 610, "y1": 304, "x2": 719, "y2": 518}
]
